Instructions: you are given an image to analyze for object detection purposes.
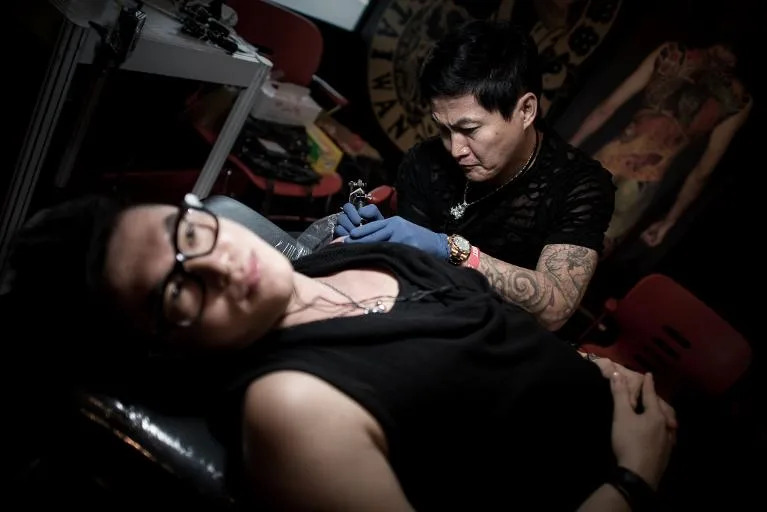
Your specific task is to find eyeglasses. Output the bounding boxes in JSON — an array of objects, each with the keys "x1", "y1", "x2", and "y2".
[{"x1": 157, "y1": 193, "x2": 220, "y2": 330}]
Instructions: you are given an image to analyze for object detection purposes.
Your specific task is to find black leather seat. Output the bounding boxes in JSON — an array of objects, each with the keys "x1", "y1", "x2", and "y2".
[{"x1": 69, "y1": 389, "x2": 237, "y2": 508}]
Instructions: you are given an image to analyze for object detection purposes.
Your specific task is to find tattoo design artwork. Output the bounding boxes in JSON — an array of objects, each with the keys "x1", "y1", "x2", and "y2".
[{"x1": 478, "y1": 244, "x2": 597, "y2": 324}]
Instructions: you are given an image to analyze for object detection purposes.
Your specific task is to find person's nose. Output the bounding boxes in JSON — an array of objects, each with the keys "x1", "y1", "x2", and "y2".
[
  {"x1": 184, "y1": 249, "x2": 232, "y2": 289},
  {"x1": 450, "y1": 134, "x2": 470, "y2": 159}
]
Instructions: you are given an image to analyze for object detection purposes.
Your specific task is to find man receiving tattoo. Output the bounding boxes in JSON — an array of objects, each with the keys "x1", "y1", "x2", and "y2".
[{"x1": 336, "y1": 20, "x2": 614, "y2": 331}]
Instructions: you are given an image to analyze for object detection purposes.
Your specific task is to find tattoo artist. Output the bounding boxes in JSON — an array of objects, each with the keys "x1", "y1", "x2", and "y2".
[{"x1": 335, "y1": 20, "x2": 615, "y2": 331}]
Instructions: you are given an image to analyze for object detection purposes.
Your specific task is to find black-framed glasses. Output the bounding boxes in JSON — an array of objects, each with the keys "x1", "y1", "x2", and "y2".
[{"x1": 157, "y1": 193, "x2": 220, "y2": 330}]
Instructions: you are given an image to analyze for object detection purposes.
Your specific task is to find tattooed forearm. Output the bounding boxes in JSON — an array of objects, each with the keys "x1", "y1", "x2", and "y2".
[
  {"x1": 476, "y1": 244, "x2": 598, "y2": 330},
  {"x1": 478, "y1": 257, "x2": 553, "y2": 313}
]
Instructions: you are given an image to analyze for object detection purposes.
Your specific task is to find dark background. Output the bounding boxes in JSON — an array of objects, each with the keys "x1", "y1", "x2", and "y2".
[{"x1": 4, "y1": 0, "x2": 765, "y2": 508}]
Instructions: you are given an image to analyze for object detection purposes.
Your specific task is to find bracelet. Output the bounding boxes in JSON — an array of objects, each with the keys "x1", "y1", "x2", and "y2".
[
  {"x1": 464, "y1": 246, "x2": 481, "y2": 269},
  {"x1": 608, "y1": 466, "x2": 659, "y2": 511},
  {"x1": 577, "y1": 351, "x2": 600, "y2": 361}
]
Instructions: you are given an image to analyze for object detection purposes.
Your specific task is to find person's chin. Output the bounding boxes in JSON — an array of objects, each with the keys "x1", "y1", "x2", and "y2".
[{"x1": 464, "y1": 168, "x2": 494, "y2": 182}]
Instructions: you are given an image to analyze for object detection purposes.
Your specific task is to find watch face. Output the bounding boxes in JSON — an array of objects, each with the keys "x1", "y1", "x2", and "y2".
[{"x1": 454, "y1": 236, "x2": 471, "y2": 252}]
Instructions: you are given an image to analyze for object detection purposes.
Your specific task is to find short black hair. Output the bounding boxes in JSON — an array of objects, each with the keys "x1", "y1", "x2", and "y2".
[
  {"x1": 8, "y1": 195, "x2": 124, "y2": 315},
  {"x1": 6, "y1": 195, "x2": 219, "y2": 407},
  {"x1": 419, "y1": 19, "x2": 542, "y2": 120},
  {"x1": 6, "y1": 195, "x2": 137, "y2": 382}
]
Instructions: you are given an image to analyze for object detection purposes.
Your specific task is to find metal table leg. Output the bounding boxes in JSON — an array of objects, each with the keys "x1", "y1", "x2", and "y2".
[
  {"x1": 192, "y1": 62, "x2": 270, "y2": 199},
  {"x1": 0, "y1": 21, "x2": 90, "y2": 278}
]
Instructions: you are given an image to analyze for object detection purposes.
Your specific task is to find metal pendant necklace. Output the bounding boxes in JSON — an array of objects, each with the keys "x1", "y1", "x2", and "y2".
[
  {"x1": 450, "y1": 131, "x2": 540, "y2": 220},
  {"x1": 315, "y1": 280, "x2": 453, "y2": 316},
  {"x1": 318, "y1": 280, "x2": 388, "y2": 314}
]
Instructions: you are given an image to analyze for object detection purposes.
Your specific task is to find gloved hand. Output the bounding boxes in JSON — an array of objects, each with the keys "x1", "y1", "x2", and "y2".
[
  {"x1": 334, "y1": 202, "x2": 385, "y2": 237},
  {"x1": 345, "y1": 216, "x2": 449, "y2": 261}
]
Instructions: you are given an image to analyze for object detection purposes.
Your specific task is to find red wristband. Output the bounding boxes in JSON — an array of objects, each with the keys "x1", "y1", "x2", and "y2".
[{"x1": 463, "y1": 246, "x2": 481, "y2": 269}]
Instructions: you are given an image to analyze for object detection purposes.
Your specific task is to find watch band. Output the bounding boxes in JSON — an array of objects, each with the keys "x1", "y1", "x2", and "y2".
[
  {"x1": 608, "y1": 466, "x2": 659, "y2": 511},
  {"x1": 464, "y1": 246, "x2": 481, "y2": 269}
]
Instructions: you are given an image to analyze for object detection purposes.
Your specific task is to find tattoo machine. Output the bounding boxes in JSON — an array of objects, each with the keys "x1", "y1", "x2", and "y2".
[{"x1": 348, "y1": 179, "x2": 371, "y2": 209}]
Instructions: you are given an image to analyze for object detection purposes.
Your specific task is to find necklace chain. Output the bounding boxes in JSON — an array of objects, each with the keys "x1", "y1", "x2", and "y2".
[
  {"x1": 316, "y1": 280, "x2": 452, "y2": 316},
  {"x1": 318, "y1": 280, "x2": 388, "y2": 314},
  {"x1": 450, "y1": 131, "x2": 540, "y2": 220}
]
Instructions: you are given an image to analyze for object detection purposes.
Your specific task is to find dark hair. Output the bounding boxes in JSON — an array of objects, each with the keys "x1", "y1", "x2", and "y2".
[
  {"x1": 6, "y1": 195, "x2": 214, "y2": 407},
  {"x1": 419, "y1": 20, "x2": 542, "y2": 120},
  {"x1": 6, "y1": 195, "x2": 137, "y2": 381}
]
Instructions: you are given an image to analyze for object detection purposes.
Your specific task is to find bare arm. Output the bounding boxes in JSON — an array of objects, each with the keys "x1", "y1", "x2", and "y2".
[
  {"x1": 579, "y1": 373, "x2": 676, "y2": 511},
  {"x1": 641, "y1": 98, "x2": 753, "y2": 246},
  {"x1": 578, "y1": 484, "x2": 633, "y2": 511},
  {"x1": 569, "y1": 44, "x2": 665, "y2": 147},
  {"x1": 242, "y1": 371, "x2": 414, "y2": 511},
  {"x1": 578, "y1": 355, "x2": 677, "y2": 511},
  {"x1": 240, "y1": 367, "x2": 672, "y2": 511},
  {"x1": 476, "y1": 243, "x2": 598, "y2": 331}
]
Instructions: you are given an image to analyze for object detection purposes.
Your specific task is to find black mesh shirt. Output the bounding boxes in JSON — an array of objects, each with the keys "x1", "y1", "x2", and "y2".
[{"x1": 396, "y1": 127, "x2": 615, "y2": 269}]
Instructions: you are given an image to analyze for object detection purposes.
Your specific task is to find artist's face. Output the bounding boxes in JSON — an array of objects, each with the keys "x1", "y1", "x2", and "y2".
[
  {"x1": 104, "y1": 204, "x2": 295, "y2": 350},
  {"x1": 431, "y1": 93, "x2": 536, "y2": 183}
]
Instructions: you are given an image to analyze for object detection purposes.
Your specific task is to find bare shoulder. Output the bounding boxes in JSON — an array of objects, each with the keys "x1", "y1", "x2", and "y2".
[
  {"x1": 241, "y1": 372, "x2": 409, "y2": 510},
  {"x1": 242, "y1": 370, "x2": 385, "y2": 448}
]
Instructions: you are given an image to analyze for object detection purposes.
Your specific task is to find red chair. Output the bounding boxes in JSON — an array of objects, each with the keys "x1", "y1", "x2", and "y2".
[
  {"x1": 190, "y1": 0, "x2": 347, "y2": 222},
  {"x1": 577, "y1": 274, "x2": 752, "y2": 402},
  {"x1": 195, "y1": 124, "x2": 342, "y2": 221},
  {"x1": 368, "y1": 184, "x2": 398, "y2": 216},
  {"x1": 102, "y1": 1, "x2": 346, "y2": 213},
  {"x1": 227, "y1": 0, "x2": 347, "y2": 108}
]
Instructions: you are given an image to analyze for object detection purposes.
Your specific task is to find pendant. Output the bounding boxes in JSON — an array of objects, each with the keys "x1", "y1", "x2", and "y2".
[
  {"x1": 450, "y1": 201, "x2": 467, "y2": 220},
  {"x1": 364, "y1": 300, "x2": 386, "y2": 314}
]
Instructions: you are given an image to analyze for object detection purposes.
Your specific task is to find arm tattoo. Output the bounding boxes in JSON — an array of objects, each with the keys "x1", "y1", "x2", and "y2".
[
  {"x1": 477, "y1": 244, "x2": 598, "y2": 330},
  {"x1": 478, "y1": 258, "x2": 551, "y2": 311}
]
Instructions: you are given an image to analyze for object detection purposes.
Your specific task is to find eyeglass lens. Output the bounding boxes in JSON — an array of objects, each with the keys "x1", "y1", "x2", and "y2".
[
  {"x1": 175, "y1": 208, "x2": 218, "y2": 257},
  {"x1": 162, "y1": 207, "x2": 218, "y2": 327}
]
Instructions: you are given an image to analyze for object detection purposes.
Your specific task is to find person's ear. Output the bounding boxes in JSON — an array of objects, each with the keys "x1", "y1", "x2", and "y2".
[{"x1": 517, "y1": 92, "x2": 538, "y2": 129}]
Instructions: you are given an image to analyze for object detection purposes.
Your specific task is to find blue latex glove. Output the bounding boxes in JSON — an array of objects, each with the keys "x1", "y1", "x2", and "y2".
[
  {"x1": 346, "y1": 216, "x2": 449, "y2": 261},
  {"x1": 334, "y1": 202, "x2": 385, "y2": 237}
]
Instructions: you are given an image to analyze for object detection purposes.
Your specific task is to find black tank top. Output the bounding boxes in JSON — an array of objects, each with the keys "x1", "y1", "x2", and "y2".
[{"x1": 212, "y1": 243, "x2": 615, "y2": 510}]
